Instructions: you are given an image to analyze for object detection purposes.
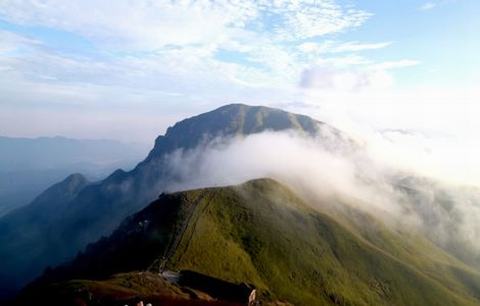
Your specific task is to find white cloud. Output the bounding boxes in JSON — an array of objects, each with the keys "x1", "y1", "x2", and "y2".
[
  {"x1": 0, "y1": 0, "x2": 430, "y2": 143},
  {"x1": 0, "y1": 1, "x2": 377, "y2": 89},
  {"x1": 331, "y1": 41, "x2": 392, "y2": 53},
  {"x1": 418, "y1": 0, "x2": 458, "y2": 11},
  {"x1": 300, "y1": 64, "x2": 396, "y2": 92},
  {"x1": 264, "y1": 1, "x2": 372, "y2": 41},
  {"x1": 370, "y1": 59, "x2": 420, "y2": 70},
  {"x1": 419, "y1": 2, "x2": 437, "y2": 10},
  {"x1": 0, "y1": 1, "x2": 233, "y2": 48},
  {"x1": 298, "y1": 40, "x2": 392, "y2": 54},
  {"x1": 0, "y1": 0, "x2": 370, "y2": 49},
  {"x1": 295, "y1": 85, "x2": 480, "y2": 187},
  {"x1": 0, "y1": 29, "x2": 42, "y2": 69}
]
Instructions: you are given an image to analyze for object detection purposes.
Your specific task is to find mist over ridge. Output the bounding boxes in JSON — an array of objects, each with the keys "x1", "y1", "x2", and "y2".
[{"x1": 158, "y1": 120, "x2": 480, "y2": 265}]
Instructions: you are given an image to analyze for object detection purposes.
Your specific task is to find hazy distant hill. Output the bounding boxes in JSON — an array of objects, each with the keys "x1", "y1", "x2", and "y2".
[
  {"x1": 0, "y1": 136, "x2": 148, "y2": 216},
  {"x1": 0, "y1": 104, "x2": 345, "y2": 298},
  {"x1": 19, "y1": 179, "x2": 480, "y2": 306}
]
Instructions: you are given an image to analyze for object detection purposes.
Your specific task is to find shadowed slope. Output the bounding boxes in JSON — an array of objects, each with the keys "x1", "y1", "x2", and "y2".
[{"x1": 0, "y1": 173, "x2": 89, "y2": 297}]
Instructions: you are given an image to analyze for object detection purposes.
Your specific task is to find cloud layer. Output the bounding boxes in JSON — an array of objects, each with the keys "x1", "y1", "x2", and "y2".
[
  {"x1": 162, "y1": 130, "x2": 480, "y2": 263},
  {"x1": 0, "y1": 0, "x2": 423, "y2": 142}
]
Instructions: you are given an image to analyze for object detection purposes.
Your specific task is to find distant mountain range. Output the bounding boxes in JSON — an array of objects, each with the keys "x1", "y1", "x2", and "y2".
[
  {"x1": 2, "y1": 104, "x2": 480, "y2": 305},
  {"x1": 0, "y1": 136, "x2": 148, "y2": 216}
]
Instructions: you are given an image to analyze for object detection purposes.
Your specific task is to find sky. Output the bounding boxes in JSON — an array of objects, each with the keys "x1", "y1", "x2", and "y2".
[{"x1": 0, "y1": 0, "x2": 478, "y2": 148}]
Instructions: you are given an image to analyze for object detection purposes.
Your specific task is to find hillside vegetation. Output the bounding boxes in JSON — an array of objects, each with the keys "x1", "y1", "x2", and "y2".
[{"x1": 21, "y1": 179, "x2": 480, "y2": 305}]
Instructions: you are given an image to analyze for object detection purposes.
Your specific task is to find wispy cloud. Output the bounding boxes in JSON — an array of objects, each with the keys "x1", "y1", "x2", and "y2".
[
  {"x1": 0, "y1": 0, "x2": 428, "y2": 141},
  {"x1": 419, "y1": 0, "x2": 458, "y2": 11},
  {"x1": 298, "y1": 40, "x2": 392, "y2": 54},
  {"x1": 332, "y1": 41, "x2": 393, "y2": 53},
  {"x1": 370, "y1": 59, "x2": 420, "y2": 70},
  {"x1": 0, "y1": 0, "x2": 398, "y2": 99},
  {"x1": 0, "y1": 1, "x2": 378, "y2": 87},
  {"x1": 0, "y1": 29, "x2": 40, "y2": 54},
  {"x1": 419, "y1": 2, "x2": 437, "y2": 11},
  {"x1": 0, "y1": 1, "x2": 370, "y2": 49}
]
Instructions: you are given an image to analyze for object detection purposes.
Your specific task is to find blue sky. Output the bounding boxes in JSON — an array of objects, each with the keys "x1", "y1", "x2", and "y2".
[{"x1": 0, "y1": 0, "x2": 478, "y2": 144}]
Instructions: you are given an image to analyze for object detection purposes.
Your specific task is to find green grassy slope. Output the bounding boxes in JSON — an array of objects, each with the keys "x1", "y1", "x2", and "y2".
[
  {"x1": 22, "y1": 178, "x2": 480, "y2": 306},
  {"x1": 165, "y1": 179, "x2": 480, "y2": 305}
]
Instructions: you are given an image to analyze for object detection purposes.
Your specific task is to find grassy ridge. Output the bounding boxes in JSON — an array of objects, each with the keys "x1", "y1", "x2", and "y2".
[
  {"x1": 166, "y1": 179, "x2": 480, "y2": 305},
  {"x1": 20, "y1": 178, "x2": 480, "y2": 305}
]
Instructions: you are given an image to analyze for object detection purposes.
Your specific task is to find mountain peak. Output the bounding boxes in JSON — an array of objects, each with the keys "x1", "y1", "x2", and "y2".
[
  {"x1": 165, "y1": 103, "x2": 323, "y2": 137},
  {"x1": 63, "y1": 173, "x2": 88, "y2": 185},
  {"x1": 28, "y1": 173, "x2": 88, "y2": 210},
  {"x1": 146, "y1": 103, "x2": 325, "y2": 162}
]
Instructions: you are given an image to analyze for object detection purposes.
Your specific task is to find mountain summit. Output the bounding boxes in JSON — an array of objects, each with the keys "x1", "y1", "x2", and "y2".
[
  {"x1": 142, "y1": 103, "x2": 349, "y2": 164},
  {"x1": 148, "y1": 104, "x2": 321, "y2": 157}
]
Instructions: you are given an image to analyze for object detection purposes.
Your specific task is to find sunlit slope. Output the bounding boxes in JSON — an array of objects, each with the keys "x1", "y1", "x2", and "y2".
[
  {"x1": 28, "y1": 178, "x2": 480, "y2": 306},
  {"x1": 164, "y1": 179, "x2": 480, "y2": 305}
]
